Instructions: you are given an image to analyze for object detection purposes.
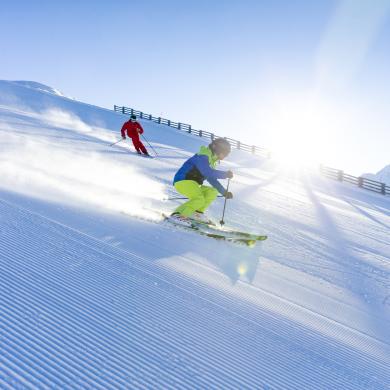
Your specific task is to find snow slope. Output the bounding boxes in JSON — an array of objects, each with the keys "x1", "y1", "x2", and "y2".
[
  {"x1": 0, "y1": 80, "x2": 389, "y2": 389},
  {"x1": 10, "y1": 81, "x2": 67, "y2": 97},
  {"x1": 364, "y1": 165, "x2": 390, "y2": 186}
]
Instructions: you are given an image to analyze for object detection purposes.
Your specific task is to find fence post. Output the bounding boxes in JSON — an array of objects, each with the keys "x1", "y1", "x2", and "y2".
[
  {"x1": 178, "y1": 123, "x2": 181, "y2": 130},
  {"x1": 188, "y1": 125, "x2": 191, "y2": 133},
  {"x1": 237, "y1": 141, "x2": 241, "y2": 150},
  {"x1": 130, "y1": 108, "x2": 133, "y2": 115},
  {"x1": 337, "y1": 170, "x2": 344, "y2": 182},
  {"x1": 251, "y1": 145, "x2": 255, "y2": 154},
  {"x1": 358, "y1": 177, "x2": 363, "y2": 187},
  {"x1": 140, "y1": 112, "x2": 143, "y2": 119},
  {"x1": 122, "y1": 107, "x2": 125, "y2": 114},
  {"x1": 381, "y1": 183, "x2": 386, "y2": 195},
  {"x1": 168, "y1": 120, "x2": 171, "y2": 126},
  {"x1": 158, "y1": 117, "x2": 161, "y2": 124},
  {"x1": 199, "y1": 130, "x2": 203, "y2": 137},
  {"x1": 211, "y1": 133, "x2": 214, "y2": 140},
  {"x1": 149, "y1": 114, "x2": 152, "y2": 120}
]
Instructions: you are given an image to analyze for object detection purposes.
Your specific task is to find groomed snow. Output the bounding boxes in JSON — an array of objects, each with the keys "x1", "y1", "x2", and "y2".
[{"x1": 0, "y1": 80, "x2": 389, "y2": 389}]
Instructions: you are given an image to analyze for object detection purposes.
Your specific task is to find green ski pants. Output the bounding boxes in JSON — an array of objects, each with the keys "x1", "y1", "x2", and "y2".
[{"x1": 174, "y1": 180, "x2": 219, "y2": 217}]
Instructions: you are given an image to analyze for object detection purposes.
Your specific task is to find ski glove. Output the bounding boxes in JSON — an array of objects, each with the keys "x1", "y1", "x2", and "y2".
[
  {"x1": 224, "y1": 191, "x2": 233, "y2": 199},
  {"x1": 226, "y1": 170, "x2": 233, "y2": 179},
  {"x1": 122, "y1": 135, "x2": 126, "y2": 139}
]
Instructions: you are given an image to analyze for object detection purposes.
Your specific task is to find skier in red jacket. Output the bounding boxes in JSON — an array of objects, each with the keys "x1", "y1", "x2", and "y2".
[{"x1": 121, "y1": 115, "x2": 149, "y2": 155}]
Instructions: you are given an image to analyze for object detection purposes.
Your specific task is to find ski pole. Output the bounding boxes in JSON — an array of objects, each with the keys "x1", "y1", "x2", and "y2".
[
  {"x1": 220, "y1": 178, "x2": 231, "y2": 226},
  {"x1": 167, "y1": 195, "x2": 224, "y2": 201},
  {"x1": 109, "y1": 139, "x2": 124, "y2": 147},
  {"x1": 141, "y1": 134, "x2": 158, "y2": 157}
]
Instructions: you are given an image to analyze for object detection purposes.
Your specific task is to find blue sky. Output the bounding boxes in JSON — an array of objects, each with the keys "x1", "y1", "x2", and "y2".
[{"x1": 1, "y1": 0, "x2": 389, "y2": 175}]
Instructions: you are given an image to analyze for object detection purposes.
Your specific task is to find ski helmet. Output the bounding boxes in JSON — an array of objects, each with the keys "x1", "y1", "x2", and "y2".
[
  {"x1": 130, "y1": 114, "x2": 137, "y2": 121},
  {"x1": 210, "y1": 138, "x2": 231, "y2": 156}
]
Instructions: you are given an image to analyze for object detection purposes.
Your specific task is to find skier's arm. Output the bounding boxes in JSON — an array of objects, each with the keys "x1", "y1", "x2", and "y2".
[
  {"x1": 206, "y1": 177, "x2": 226, "y2": 195},
  {"x1": 120, "y1": 123, "x2": 127, "y2": 138},
  {"x1": 194, "y1": 156, "x2": 229, "y2": 180},
  {"x1": 137, "y1": 123, "x2": 144, "y2": 134}
]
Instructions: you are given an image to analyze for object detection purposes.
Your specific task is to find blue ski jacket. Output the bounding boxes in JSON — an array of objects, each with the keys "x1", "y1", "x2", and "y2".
[{"x1": 173, "y1": 146, "x2": 229, "y2": 194}]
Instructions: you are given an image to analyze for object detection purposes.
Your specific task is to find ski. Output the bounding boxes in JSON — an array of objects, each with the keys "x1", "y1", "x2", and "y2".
[
  {"x1": 163, "y1": 214, "x2": 265, "y2": 247},
  {"x1": 189, "y1": 219, "x2": 267, "y2": 241},
  {"x1": 133, "y1": 151, "x2": 153, "y2": 158}
]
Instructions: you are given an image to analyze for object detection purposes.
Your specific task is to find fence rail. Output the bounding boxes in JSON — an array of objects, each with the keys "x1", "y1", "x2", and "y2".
[
  {"x1": 114, "y1": 105, "x2": 270, "y2": 158},
  {"x1": 320, "y1": 165, "x2": 390, "y2": 196}
]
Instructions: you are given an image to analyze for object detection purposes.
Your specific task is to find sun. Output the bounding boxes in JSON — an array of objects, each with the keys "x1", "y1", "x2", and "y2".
[{"x1": 265, "y1": 97, "x2": 337, "y2": 170}]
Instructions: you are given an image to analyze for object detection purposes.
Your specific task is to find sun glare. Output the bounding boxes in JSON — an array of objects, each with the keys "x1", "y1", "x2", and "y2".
[{"x1": 266, "y1": 97, "x2": 337, "y2": 170}]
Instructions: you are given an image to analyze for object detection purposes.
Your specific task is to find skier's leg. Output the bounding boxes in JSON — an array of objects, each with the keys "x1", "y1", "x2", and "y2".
[
  {"x1": 138, "y1": 141, "x2": 148, "y2": 155},
  {"x1": 134, "y1": 138, "x2": 148, "y2": 154},
  {"x1": 197, "y1": 186, "x2": 218, "y2": 213},
  {"x1": 131, "y1": 137, "x2": 141, "y2": 153},
  {"x1": 173, "y1": 180, "x2": 206, "y2": 217}
]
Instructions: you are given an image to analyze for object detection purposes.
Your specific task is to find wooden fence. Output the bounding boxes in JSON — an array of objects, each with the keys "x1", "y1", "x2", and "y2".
[
  {"x1": 114, "y1": 105, "x2": 389, "y2": 197},
  {"x1": 114, "y1": 105, "x2": 270, "y2": 158},
  {"x1": 320, "y1": 165, "x2": 390, "y2": 196}
]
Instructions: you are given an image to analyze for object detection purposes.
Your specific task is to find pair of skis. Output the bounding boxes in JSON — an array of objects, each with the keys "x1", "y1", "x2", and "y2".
[
  {"x1": 109, "y1": 139, "x2": 154, "y2": 158},
  {"x1": 164, "y1": 214, "x2": 267, "y2": 247}
]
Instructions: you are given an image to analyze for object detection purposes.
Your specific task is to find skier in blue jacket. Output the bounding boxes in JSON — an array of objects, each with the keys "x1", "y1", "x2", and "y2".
[{"x1": 171, "y1": 138, "x2": 233, "y2": 225}]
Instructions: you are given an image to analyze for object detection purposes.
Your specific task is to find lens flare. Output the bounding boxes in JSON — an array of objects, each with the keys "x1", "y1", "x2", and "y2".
[{"x1": 237, "y1": 263, "x2": 248, "y2": 275}]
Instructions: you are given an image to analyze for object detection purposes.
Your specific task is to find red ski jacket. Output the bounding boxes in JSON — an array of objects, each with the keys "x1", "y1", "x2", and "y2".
[{"x1": 121, "y1": 121, "x2": 144, "y2": 138}]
